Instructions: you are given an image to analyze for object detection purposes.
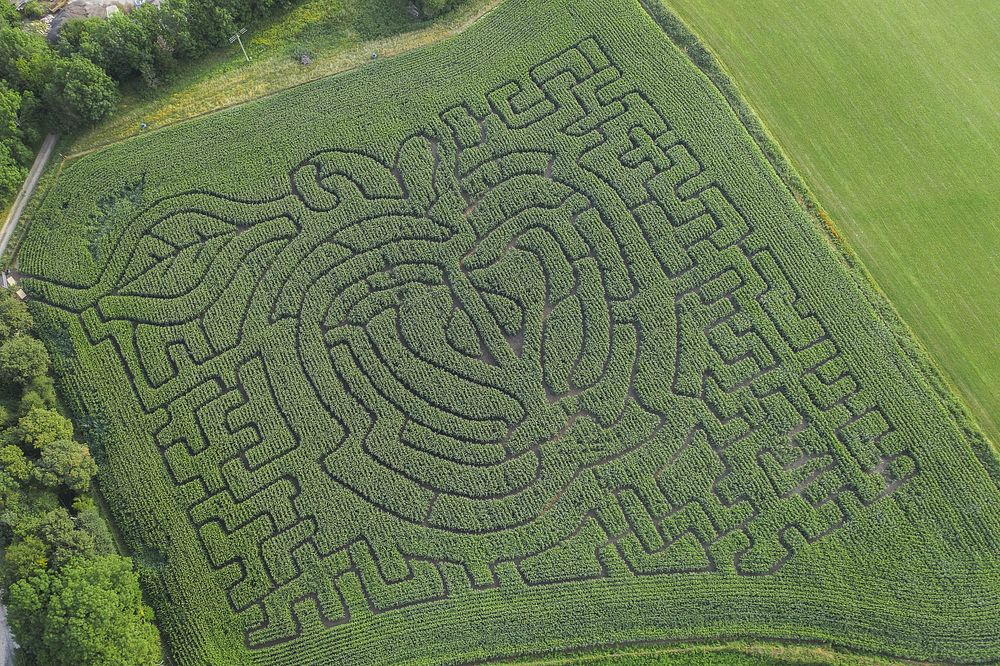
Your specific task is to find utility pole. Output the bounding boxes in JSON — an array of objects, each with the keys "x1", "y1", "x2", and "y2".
[{"x1": 229, "y1": 28, "x2": 251, "y2": 62}]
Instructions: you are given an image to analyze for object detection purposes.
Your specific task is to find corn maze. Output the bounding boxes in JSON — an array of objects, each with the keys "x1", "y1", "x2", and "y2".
[{"x1": 18, "y1": 0, "x2": 1000, "y2": 664}]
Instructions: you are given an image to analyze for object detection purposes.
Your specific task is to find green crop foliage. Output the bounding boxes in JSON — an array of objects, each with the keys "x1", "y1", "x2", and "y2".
[
  {"x1": 15, "y1": 0, "x2": 1000, "y2": 664},
  {"x1": 665, "y1": 0, "x2": 1000, "y2": 449}
]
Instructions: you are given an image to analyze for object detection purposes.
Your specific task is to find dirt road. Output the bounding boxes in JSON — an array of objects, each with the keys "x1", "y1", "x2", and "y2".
[
  {"x1": 0, "y1": 590, "x2": 15, "y2": 666},
  {"x1": 0, "y1": 133, "x2": 58, "y2": 264}
]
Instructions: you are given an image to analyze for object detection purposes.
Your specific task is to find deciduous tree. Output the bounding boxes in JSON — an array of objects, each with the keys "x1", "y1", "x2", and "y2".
[
  {"x1": 43, "y1": 56, "x2": 119, "y2": 128},
  {"x1": 33, "y1": 439, "x2": 98, "y2": 494},
  {"x1": 0, "y1": 335, "x2": 49, "y2": 386},
  {"x1": 0, "y1": 289, "x2": 33, "y2": 342},
  {"x1": 8, "y1": 555, "x2": 161, "y2": 666},
  {"x1": 14, "y1": 408, "x2": 74, "y2": 450}
]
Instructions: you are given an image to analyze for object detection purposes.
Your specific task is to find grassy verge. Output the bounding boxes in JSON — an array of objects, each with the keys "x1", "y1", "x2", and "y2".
[
  {"x1": 65, "y1": 0, "x2": 501, "y2": 157},
  {"x1": 664, "y1": 0, "x2": 1000, "y2": 451},
  {"x1": 1, "y1": 135, "x2": 74, "y2": 268},
  {"x1": 493, "y1": 641, "x2": 912, "y2": 665}
]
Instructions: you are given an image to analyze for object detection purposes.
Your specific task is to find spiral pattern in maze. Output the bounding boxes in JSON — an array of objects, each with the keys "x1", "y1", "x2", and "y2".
[{"x1": 28, "y1": 37, "x2": 918, "y2": 648}]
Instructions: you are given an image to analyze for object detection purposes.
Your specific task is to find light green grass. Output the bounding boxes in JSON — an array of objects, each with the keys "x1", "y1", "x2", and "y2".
[
  {"x1": 496, "y1": 640, "x2": 907, "y2": 665},
  {"x1": 666, "y1": 0, "x2": 1000, "y2": 448},
  {"x1": 66, "y1": 0, "x2": 501, "y2": 156}
]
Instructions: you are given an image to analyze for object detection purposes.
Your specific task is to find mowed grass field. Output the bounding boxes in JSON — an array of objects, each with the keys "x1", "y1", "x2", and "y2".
[
  {"x1": 15, "y1": 0, "x2": 1000, "y2": 663},
  {"x1": 666, "y1": 0, "x2": 1000, "y2": 447}
]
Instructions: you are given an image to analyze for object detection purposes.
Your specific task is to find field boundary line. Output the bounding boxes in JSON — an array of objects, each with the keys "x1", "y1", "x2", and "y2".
[
  {"x1": 62, "y1": 1, "x2": 505, "y2": 165},
  {"x1": 462, "y1": 633, "x2": 949, "y2": 666},
  {"x1": 644, "y1": 0, "x2": 1000, "y2": 474},
  {"x1": 0, "y1": 133, "x2": 58, "y2": 265}
]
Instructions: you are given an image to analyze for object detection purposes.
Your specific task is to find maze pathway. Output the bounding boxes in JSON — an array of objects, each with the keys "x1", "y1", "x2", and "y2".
[{"x1": 20, "y1": 0, "x2": 1000, "y2": 664}]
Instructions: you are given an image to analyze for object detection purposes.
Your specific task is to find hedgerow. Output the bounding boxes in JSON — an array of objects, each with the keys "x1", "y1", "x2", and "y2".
[
  {"x1": 15, "y1": 0, "x2": 1000, "y2": 664},
  {"x1": 0, "y1": 289, "x2": 160, "y2": 666}
]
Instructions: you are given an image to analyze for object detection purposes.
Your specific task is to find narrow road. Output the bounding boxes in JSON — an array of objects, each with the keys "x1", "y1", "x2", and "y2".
[
  {"x1": 0, "y1": 590, "x2": 15, "y2": 666},
  {"x1": 0, "y1": 133, "x2": 58, "y2": 264}
]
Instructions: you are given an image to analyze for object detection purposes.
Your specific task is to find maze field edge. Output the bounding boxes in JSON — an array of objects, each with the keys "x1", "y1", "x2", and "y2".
[{"x1": 18, "y1": 0, "x2": 1000, "y2": 664}]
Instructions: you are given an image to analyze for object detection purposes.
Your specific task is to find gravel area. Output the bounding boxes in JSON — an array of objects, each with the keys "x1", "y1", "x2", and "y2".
[{"x1": 50, "y1": 0, "x2": 160, "y2": 35}]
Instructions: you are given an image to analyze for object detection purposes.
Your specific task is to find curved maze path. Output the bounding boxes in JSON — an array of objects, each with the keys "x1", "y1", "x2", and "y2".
[{"x1": 27, "y1": 37, "x2": 919, "y2": 650}]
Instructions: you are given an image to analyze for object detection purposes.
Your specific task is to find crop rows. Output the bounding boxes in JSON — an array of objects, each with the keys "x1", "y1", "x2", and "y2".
[
  {"x1": 24, "y1": 35, "x2": 920, "y2": 650},
  {"x1": 17, "y1": 0, "x2": 1000, "y2": 663}
]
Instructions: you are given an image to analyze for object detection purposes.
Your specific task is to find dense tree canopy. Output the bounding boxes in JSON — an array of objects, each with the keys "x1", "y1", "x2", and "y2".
[
  {"x1": 0, "y1": 82, "x2": 30, "y2": 200},
  {"x1": 0, "y1": 30, "x2": 43, "y2": 204},
  {"x1": 0, "y1": 145, "x2": 24, "y2": 202},
  {"x1": 1, "y1": 400, "x2": 160, "y2": 663},
  {"x1": 0, "y1": 335, "x2": 50, "y2": 386},
  {"x1": 0, "y1": 27, "x2": 53, "y2": 96},
  {"x1": 0, "y1": 82, "x2": 30, "y2": 153},
  {"x1": 34, "y1": 439, "x2": 98, "y2": 493},
  {"x1": 0, "y1": 2, "x2": 19, "y2": 26},
  {"x1": 55, "y1": 0, "x2": 300, "y2": 90},
  {"x1": 20, "y1": 374, "x2": 58, "y2": 415},
  {"x1": 8, "y1": 555, "x2": 161, "y2": 666},
  {"x1": 13, "y1": 408, "x2": 75, "y2": 450},
  {"x1": 0, "y1": 443, "x2": 30, "y2": 503},
  {"x1": 0, "y1": 289, "x2": 33, "y2": 342},
  {"x1": 45, "y1": 56, "x2": 119, "y2": 128},
  {"x1": 28, "y1": 507, "x2": 96, "y2": 569}
]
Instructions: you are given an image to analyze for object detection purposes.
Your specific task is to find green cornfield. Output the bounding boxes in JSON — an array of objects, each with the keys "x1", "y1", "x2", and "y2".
[
  {"x1": 17, "y1": 0, "x2": 1000, "y2": 663},
  {"x1": 666, "y1": 0, "x2": 1000, "y2": 454}
]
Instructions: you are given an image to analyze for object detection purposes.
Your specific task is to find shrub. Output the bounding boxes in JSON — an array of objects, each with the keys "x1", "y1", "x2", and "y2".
[{"x1": 0, "y1": 336, "x2": 49, "y2": 386}]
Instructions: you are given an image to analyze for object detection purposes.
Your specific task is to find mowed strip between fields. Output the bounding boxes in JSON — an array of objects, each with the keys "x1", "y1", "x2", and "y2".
[{"x1": 667, "y1": 0, "x2": 1000, "y2": 446}]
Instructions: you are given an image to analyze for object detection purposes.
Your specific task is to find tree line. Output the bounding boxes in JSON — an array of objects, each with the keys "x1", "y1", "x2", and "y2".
[
  {"x1": 0, "y1": 288, "x2": 161, "y2": 665},
  {"x1": 0, "y1": 0, "x2": 301, "y2": 208},
  {"x1": 0, "y1": 0, "x2": 477, "y2": 208}
]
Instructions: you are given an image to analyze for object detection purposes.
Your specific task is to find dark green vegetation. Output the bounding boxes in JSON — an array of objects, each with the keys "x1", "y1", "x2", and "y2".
[
  {"x1": 0, "y1": 288, "x2": 160, "y2": 665},
  {"x1": 666, "y1": 0, "x2": 1000, "y2": 449},
  {"x1": 66, "y1": 0, "x2": 496, "y2": 154},
  {"x1": 0, "y1": 79, "x2": 37, "y2": 206},
  {"x1": 0, "y1": 6, "x2": 116, "y2": 206},
  {"x1": 15, "y1": 0, "x2": 1000, "y2": 664},
  {"x1": 418, "y1": 0, "x2": 464, "y2": 18},
  {"x1": 52, "y1": 0, "x2": 302, "y2": 89},
  {"x1": 7, "y1": 555, "x2": 159, "y2": 665},
  {"x1": 1, "y1": 0, "x2": 326, "y2": 209}
]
